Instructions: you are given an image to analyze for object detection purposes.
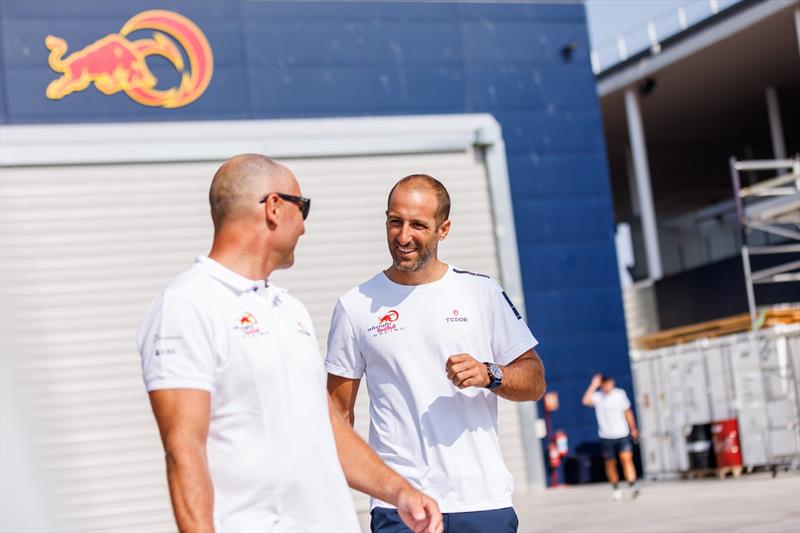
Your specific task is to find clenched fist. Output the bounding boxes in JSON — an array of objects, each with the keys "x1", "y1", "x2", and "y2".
[{"x1": 445, "y1": 353, "x2": 490, "y2": 389}]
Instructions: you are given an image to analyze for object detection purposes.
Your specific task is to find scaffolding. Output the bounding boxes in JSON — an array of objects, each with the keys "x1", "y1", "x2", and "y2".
[{"x1": 729, "y1": 157, "x2": 800, "y2": 328}]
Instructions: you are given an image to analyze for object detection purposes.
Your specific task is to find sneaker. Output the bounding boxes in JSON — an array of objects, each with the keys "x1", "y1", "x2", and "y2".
[
  {"x1": 612, "y1": 489, "x2": 623, "y2": 501},
  {"x1": 631, "y1": 485, "x2": 640, "y2": 500}
]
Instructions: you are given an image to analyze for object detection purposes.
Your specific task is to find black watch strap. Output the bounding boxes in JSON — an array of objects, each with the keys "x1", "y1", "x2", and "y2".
[{"x1": 484, "y1": 362, "x2": 502, "y2": 389}]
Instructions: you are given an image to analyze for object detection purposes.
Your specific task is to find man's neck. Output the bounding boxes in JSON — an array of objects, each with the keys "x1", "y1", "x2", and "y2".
[
  {"x1": 208, "y1": 249, "x2": 268, "y2": 281},
  {"x1": 208, "y1": 231, "x2": 271, "y2": 281},
  {"x1": 384, "y1": 259, "x2": 449, "y2": 286}
]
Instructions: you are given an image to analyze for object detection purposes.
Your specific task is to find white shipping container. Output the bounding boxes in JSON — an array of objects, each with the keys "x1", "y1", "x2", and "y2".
[
  {"x1": 632, "y1": 354, "x2": 675, "y2": 478},
  {"x1": 631, "y1": 326, "x2": 800, "y2": 477}
]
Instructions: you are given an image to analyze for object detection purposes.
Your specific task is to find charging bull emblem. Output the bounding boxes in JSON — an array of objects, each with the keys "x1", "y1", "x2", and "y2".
[
  {"x1": 379, "y1": 310, "x2": 399, "y2": 324},
  {"x1": 44, "y1": 10, "x2": 213, "y2": 108},
  {"x1": 236, "y1": 312, "x2": 261, "y2": 336}
]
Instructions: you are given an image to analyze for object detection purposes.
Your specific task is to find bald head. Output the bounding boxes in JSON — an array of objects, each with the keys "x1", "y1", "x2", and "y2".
[{"x1": 209, "y1": 154, "x2": 295, "y2": 228}]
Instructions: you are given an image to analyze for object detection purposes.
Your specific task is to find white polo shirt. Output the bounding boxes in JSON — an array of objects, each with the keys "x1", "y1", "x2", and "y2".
[
  {"x1": 591, "y1": 388, "x2": 631, "y2": 439},
  {"x1": 325, "y1": 265, "x2": 538, "y2": 513},
  {"x1": 137, "y1": 256, "x2": 360, "y2": 533}
]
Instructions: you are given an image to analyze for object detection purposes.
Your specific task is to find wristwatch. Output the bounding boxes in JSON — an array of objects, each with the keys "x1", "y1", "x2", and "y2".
[{"x1": 484, "y1": 362, "x2": 503, "y2": 390}]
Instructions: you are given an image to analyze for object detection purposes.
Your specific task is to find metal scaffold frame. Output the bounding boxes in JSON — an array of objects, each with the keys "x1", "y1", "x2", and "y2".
[{"x1": 729, "y1": 156, "x2": 800, "y2": 327}]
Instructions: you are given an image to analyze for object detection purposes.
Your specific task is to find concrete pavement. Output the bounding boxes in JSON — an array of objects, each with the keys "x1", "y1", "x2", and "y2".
[
  {"x1": 357, "y1": 471, "x2": 800, "y2": 532},
  {"x1": 513, "y1": 471, "x2": 800, "y2": 533}
]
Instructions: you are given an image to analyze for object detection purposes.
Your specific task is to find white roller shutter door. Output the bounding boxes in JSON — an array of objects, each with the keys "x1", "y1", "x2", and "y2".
[{"x1": 0, "y1": 116, "x2": 534, "y2": 531}]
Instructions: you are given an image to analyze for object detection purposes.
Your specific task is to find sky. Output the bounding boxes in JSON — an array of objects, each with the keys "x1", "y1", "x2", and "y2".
[{"x1": 584, "y1": 0, "x2": 741, "y2": 50}]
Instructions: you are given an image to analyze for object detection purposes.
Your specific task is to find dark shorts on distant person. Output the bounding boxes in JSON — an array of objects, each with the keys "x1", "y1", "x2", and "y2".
[
  {"x1": 600, "y1": 435, "x2": 633, "y2": 460},
  {"x1": 371, "y1": 506, "x2": 518, "y2": 533}
]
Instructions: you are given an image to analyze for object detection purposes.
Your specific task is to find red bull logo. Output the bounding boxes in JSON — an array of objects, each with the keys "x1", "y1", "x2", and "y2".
[
  {"x1": 45, "y1": 10, "x2": 213, "y2": 108},
  {"x1": 236, "y1": 312, "x2": 261, "y2": 336},
  {"x1": 379, "y1": 310, "x2": 399, "y2": 324}
]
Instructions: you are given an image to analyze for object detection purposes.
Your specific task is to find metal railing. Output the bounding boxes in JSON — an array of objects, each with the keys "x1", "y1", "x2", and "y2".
[{"x1": 591, "y1": 0, "x2": 743, "y2": 74}]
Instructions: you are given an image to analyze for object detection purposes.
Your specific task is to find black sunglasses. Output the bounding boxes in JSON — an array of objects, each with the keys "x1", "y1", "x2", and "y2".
[{"x1": 259, "y1": 192, "x2": 311, "y2": 220}]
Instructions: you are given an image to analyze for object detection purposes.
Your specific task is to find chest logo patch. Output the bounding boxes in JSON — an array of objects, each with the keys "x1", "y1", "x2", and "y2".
[
  {"x1": 367, "y1": 309, "x2": 405, "y2": 337},
  {"x1": 235, "y1": 311, "x2": 263, "y2": 337},
  {"x1": 446, "y1": 309, "x2": 469, "y2": 323},
  {"x1": 379, "y1": 310, "x2": 399, "y2": 323}
]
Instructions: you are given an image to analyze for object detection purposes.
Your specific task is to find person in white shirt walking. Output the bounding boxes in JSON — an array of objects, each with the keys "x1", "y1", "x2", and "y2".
[
  {"x1": 325, "y1": 174, "x2": 546, "y2": 533},
  {"x1": 137, "y1": 155, "x2": 442, "y2": 533},
  {"x1": 582, "y1": 374, "x2": 640, "y2": 500}
]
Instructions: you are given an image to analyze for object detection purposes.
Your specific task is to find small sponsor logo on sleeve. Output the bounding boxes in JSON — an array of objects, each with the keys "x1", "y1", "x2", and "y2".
[{"x1": 152, "y1": 333, "x2": 181, "y2": 356}]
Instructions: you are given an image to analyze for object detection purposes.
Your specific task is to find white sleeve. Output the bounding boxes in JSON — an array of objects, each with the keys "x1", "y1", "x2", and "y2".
[
  {"x1": 137, "y1": 293, "x2": 216, "y2": 392},
  {"x1": 620, "y1": 390, "x2": 631, "y2": 410},
  {"x1": 325, "y1": 299, "x2": 365, "y2": 379},
  {"x1": 488, "y1": 281, "x2": 538, "y2": 365}
]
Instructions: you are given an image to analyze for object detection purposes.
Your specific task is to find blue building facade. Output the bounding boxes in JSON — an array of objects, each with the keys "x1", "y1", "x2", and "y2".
[{"x1": 0, "y1": 0, "x2": 630, "y2": 477}]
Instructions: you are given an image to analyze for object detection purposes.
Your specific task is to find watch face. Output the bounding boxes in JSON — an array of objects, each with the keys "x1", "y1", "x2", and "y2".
[{"x1": 490, "y1": 364, "x2": 503, "y2": 380}]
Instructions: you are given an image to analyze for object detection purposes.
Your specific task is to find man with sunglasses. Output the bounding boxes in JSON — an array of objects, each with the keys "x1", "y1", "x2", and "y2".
[
  {"x1": 326, "y1": 174, "x2": 546, "y2": 533},
  {"x1": 137, "y1": 155, "x2": 442, "y2": 533}
]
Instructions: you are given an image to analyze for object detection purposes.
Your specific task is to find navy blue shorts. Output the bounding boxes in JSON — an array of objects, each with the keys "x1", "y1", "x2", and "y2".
[
  {"x1": 371, "y1": 506, "x2": 518, "y2": 533},
  {"x1": 600, "y1": 436, "x2": 633, "y2": 460}
]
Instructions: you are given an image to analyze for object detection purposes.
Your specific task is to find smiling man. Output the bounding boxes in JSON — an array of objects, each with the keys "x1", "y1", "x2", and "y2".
[{"x1": 325, "y1": 174, "x2": 546, "y2": 533}]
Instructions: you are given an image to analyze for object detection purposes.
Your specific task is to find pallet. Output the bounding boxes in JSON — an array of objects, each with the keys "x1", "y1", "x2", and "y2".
[
  {"x1": 682, "y1": 465, "x2": 743, "y2": 479},
  {"x1": 682, "y1": 468, "x2": 713, "y2": 479},
  {"x1": 716, "y1": 465, "x2": 743, "y2": 479},
  {"x1": 633, "y1": 308, "x2": 800, "y2": 350}
]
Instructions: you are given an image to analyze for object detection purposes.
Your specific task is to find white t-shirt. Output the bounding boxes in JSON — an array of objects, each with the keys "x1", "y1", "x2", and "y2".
[
  {"x1": 591, "y1": 388, "x2": 632, "y2": 439},
  {"x1": 137, "y1": 256, "x2": 360, "y2": 533},
  {"x1": 325, "y1": 265, "x2": 538, "y2": 513}
]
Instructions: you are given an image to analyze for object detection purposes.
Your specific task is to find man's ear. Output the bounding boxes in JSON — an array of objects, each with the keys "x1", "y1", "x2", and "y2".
[
  {"x1": 437, "y1": 219, "x2": 451, "y2": 241},
  {"x1": 263, "y1": 193, "x2": 281, "y2": 228}
]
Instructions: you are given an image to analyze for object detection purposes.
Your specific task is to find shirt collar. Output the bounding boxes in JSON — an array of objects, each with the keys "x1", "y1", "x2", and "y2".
[{"x1": 195, "y1": 255, "x2": 267, "y2": 294}]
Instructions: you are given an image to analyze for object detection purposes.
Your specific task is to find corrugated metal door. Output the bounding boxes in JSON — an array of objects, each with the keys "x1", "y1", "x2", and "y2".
[{"x1": 1, "y1": 149, "x2": 526, "y2": 529}]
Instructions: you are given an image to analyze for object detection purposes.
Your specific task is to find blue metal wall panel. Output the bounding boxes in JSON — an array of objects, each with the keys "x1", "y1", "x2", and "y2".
[{"x1": 0, "y1": 0, "x2": 631, "y2": 475}]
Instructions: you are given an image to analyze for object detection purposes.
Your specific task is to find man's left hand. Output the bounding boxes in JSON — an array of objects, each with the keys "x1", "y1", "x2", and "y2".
[
  {"x1": 395, "y1": 485, "x2": 443, "y2": 533},
  {"x1": 446, "y1": 353, "x2": 490, "y2": 389}
]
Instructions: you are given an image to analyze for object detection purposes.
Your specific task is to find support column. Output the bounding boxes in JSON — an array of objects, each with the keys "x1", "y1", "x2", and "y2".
[
  {"x1": 765, "y1": 87, "x2": 787, "y2": 160},
  {"x1": 795, "y1": 9, "x2": 800, "y2": 60},
  {"x1": 624, "y1": 146, "x2": 640, "y2": 217},
  {"x1": 624, "y1": 89, "x2": 662, "y2": 280}
]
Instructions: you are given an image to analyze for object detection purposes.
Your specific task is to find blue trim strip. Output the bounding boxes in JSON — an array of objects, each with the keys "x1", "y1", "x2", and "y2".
[
  {"x1": 501, "y1": 291, "x2": 522, "y2": 320},
  {"x1": 452, "y1": 268, "x2": 490, "y2": 278}
]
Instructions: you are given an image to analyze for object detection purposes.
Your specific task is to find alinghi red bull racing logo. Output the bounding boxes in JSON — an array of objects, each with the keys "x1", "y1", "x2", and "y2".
[
  {"x1": 368, "y1": 309, "x2": 405, "y2": 337},
  {"x1": 44, "y1": 10, "x2": 213, "y2": 108}
]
